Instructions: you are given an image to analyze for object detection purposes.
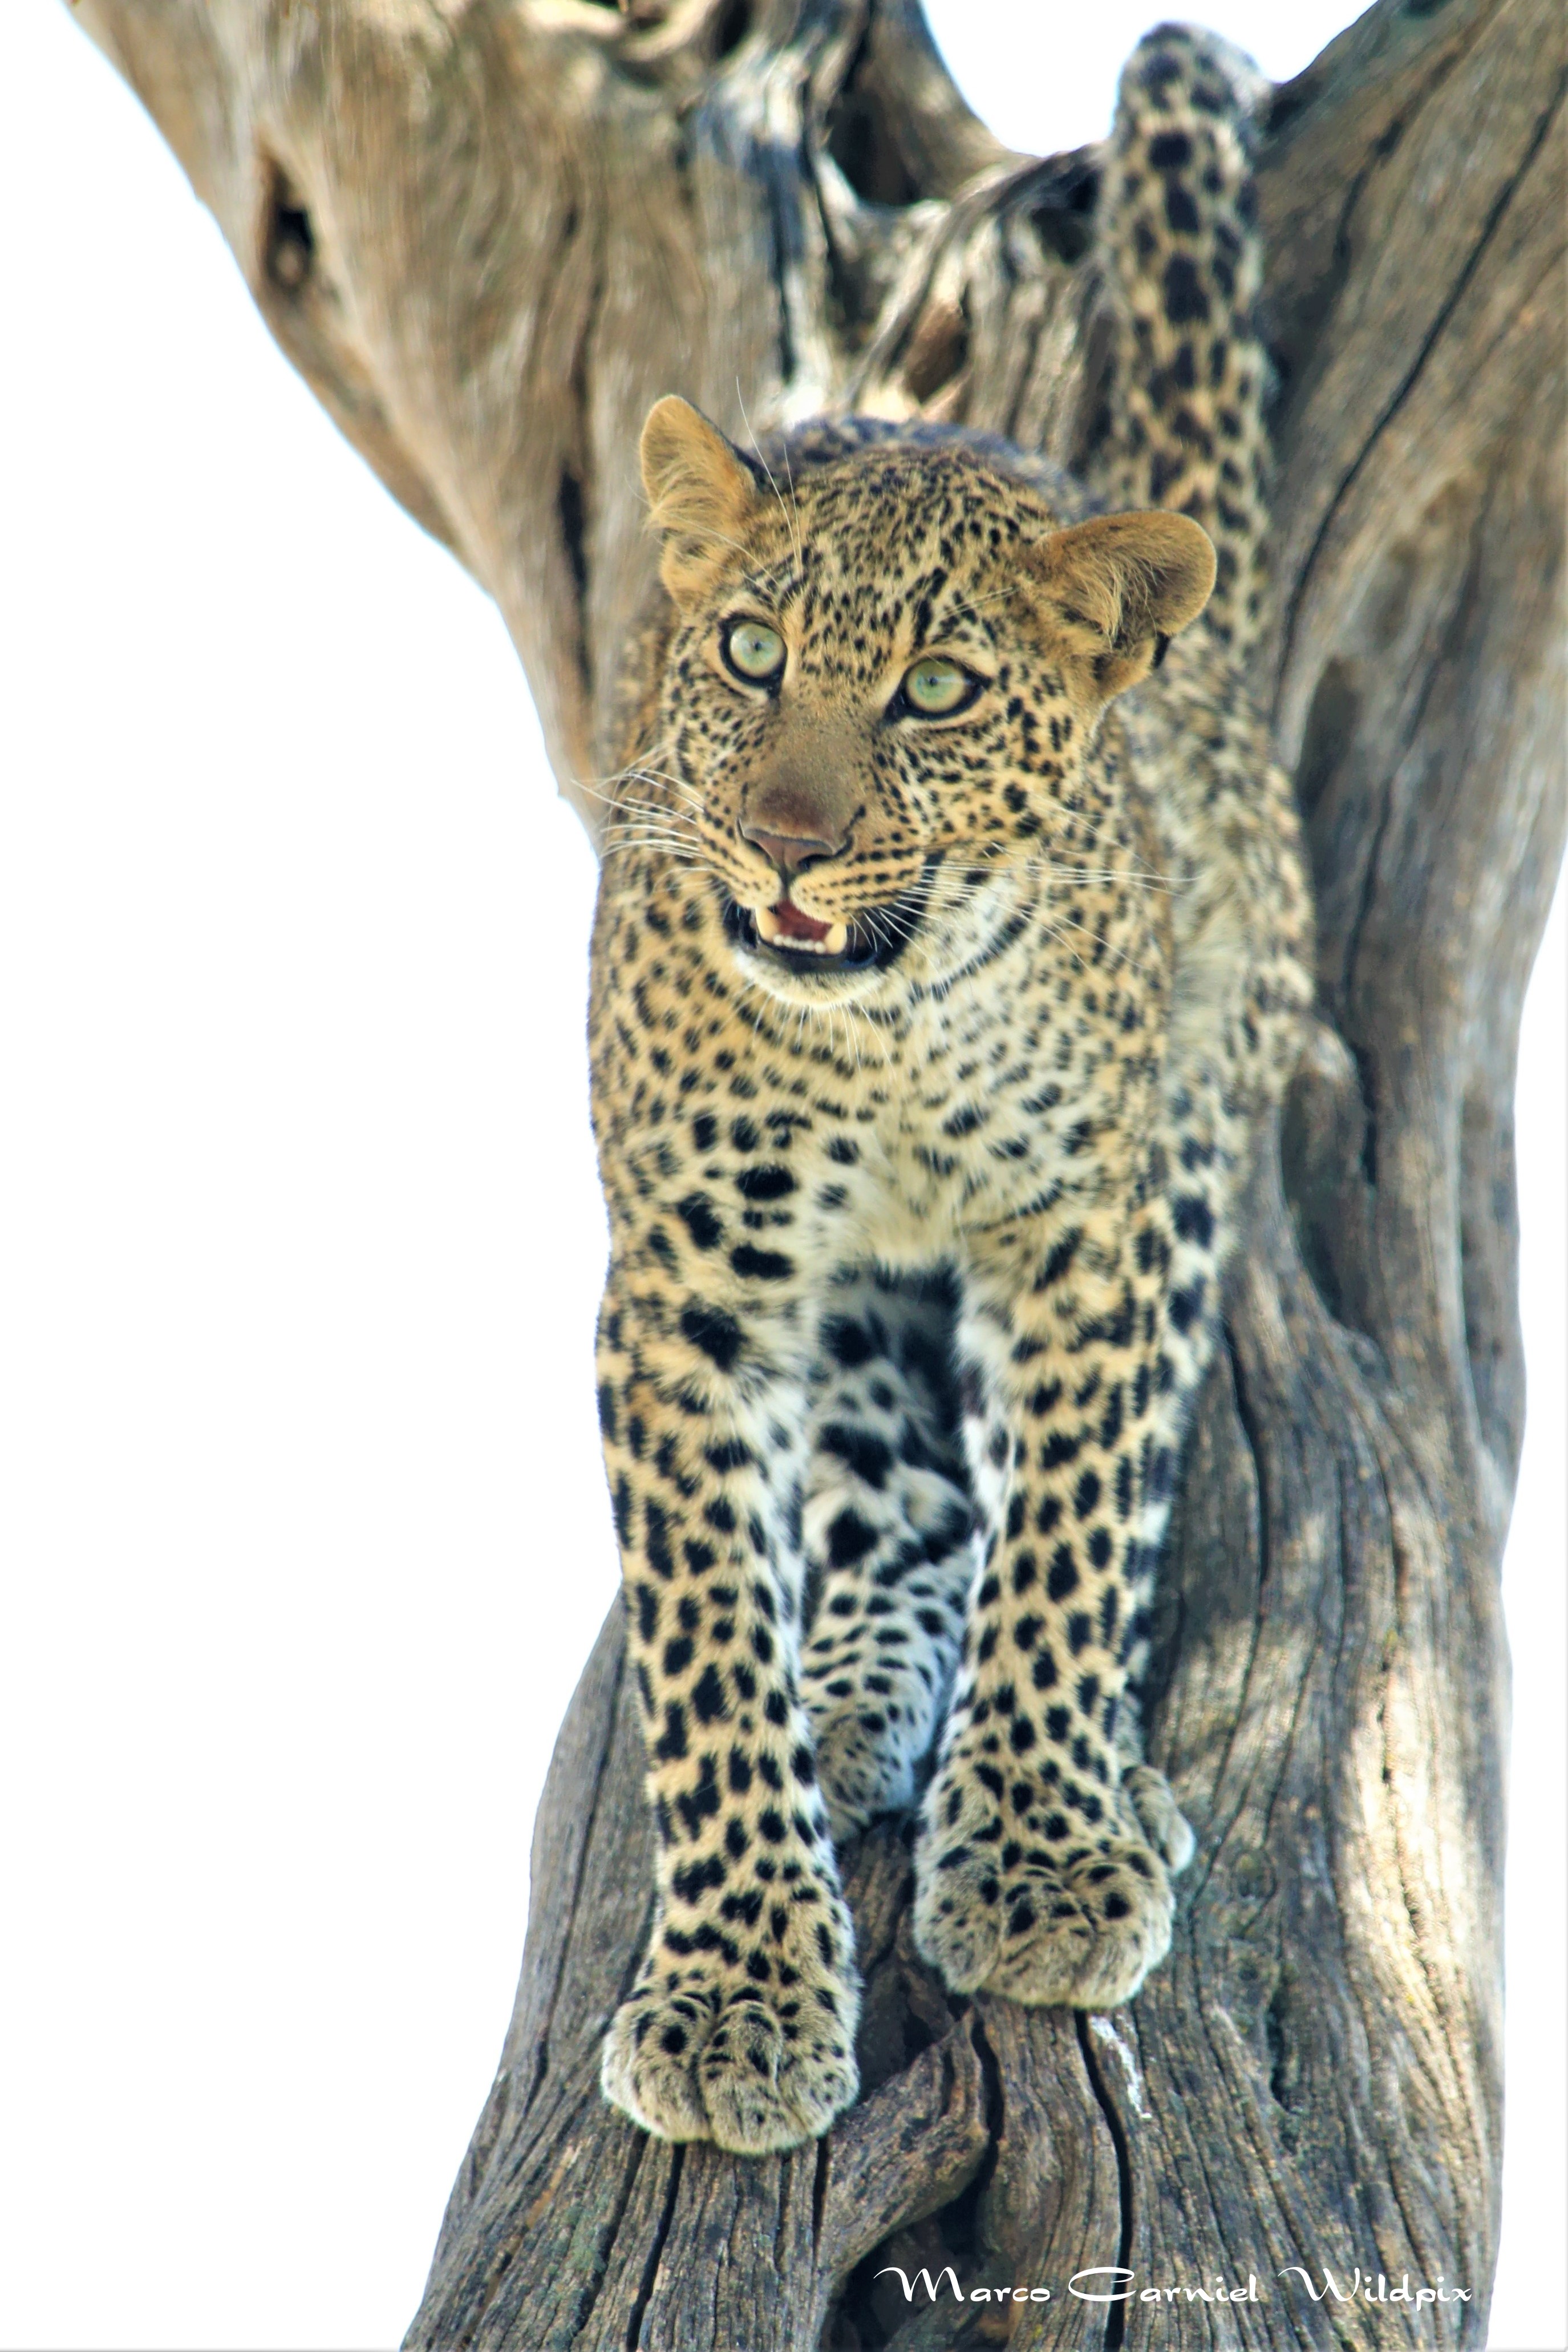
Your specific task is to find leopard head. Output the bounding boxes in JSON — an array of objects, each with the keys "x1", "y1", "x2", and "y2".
[{"x1": 633, "y1": 396, "x2": 1214, "y2": 1006}]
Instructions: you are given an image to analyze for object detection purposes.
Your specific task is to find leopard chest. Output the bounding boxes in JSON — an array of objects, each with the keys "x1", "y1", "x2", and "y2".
[
  {"x1": 856, "y1": 949, "x2": 1168, "y2": 1256},
  {"x1": 590, "y1": 873, "x2": 1170, "y2": 1285}
]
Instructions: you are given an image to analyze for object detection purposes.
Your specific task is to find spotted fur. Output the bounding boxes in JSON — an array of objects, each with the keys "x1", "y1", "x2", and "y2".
[{"x1": 590, "y1": 27, "x2": 1311, "y2": 2154}]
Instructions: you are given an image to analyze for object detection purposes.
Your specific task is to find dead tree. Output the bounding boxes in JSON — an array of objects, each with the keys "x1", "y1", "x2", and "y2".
[{"x1": 67, "y1": 0, "x2": 1565, "y2": 2342}]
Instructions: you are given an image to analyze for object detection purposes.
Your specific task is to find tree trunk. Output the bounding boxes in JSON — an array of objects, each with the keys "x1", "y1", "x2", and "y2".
[{"x1": 67, "y1": 0, "x2": 1565, "y2": 2342}]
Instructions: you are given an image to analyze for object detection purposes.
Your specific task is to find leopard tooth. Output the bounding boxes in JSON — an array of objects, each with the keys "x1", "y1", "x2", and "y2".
[
  {"x1": 755, "y1": 904, "x2": 783, "y2": 942},
  {"x1": 823, "y1": 922, "x2": 849, "y2": 956}
]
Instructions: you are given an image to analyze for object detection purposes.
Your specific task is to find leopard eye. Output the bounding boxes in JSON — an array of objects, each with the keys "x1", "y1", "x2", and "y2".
[
  {"x1": 723, "y1": 619, "x2": 785, "y2": 683},
  {"x1": 901, "y1": 655, "x2": 973, "y2": 715}
]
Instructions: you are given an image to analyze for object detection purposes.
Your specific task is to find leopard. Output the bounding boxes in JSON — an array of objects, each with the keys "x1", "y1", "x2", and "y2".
[{"x1": 588, "y1": 23, "x2": 1312, "y2": 2156}]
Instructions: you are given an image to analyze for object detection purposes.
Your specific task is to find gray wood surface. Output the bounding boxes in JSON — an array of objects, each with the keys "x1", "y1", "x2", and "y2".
[{"x1": 66, "y1": 0, "x2": 1566, "y2": 2341}]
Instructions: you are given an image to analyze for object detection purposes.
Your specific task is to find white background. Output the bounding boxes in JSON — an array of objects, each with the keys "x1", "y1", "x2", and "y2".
[{"x1": 1, "y1": 3, "x2": 1561, "y2": 2345}]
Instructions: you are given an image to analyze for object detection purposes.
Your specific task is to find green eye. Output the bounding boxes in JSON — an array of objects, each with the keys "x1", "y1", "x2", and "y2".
[
  {"x1": 724, "y1": 619, "x2": 785, "y2": 683},
  {"x1": 902, "y1": 656, "x2": 973, "y2": 715}
]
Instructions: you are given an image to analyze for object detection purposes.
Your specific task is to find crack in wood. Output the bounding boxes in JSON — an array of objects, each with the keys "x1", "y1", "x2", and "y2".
[
  {"x1": 61, "y1": 0, "x2": 1563, "y2": 2339},
  {"x1": 1076, "y1": 2009, "x2": 1135, "y2": 2351},
  {"x1": 626, "y1": 2142, "x2": 685, "y2": 2351},
  {"x1": 1278, "y1": 57, "x2": 1568, "y2": 683}
]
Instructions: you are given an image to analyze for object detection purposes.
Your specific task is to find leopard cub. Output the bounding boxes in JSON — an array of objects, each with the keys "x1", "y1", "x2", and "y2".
[{"x1": 590, "y1": 24, "x2": 1310, "y2": 2153}]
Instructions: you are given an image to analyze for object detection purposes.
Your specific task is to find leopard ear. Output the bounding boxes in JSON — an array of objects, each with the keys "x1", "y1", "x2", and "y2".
[
  {"x1": 1018, "y1": 511, "x2": 1216, "y2": 701},
  {"x1": 640, "y1": 396, "x2": 760, "y2": 603}
]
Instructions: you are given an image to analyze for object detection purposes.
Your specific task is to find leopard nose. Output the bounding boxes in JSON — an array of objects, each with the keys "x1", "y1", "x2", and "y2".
[{"x1": 740, "y1": 822, "x2": 844, "y2": 875}]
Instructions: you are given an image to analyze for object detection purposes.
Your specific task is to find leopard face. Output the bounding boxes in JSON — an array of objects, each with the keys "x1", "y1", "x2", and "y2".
[{"x1": 632, "y1": 402, "x2": 1215, "y2": 1009}]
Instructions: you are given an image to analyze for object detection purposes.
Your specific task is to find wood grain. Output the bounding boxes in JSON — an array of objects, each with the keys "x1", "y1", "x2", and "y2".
[{"x1": 63, "y1": 0, "x2": 1566, "y2": 2341}]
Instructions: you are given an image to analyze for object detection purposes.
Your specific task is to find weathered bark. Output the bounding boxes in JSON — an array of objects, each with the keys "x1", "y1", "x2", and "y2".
[{"x1": 67, "y1": 0, "x2": 1565, "y2": 2342}]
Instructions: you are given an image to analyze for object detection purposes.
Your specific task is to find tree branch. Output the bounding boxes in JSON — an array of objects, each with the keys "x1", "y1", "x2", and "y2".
[{"x1": 64, "y1": 0, "x2": 1566, "y2": 2341}]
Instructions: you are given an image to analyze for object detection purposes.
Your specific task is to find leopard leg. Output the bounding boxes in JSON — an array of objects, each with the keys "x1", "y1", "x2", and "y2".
[
  {"x1": 913, "y1": 1198, "x2": 1197, "y2": 2010},
  {"x1": 594, "y1": 1272, "x2": 860, "y2": 2155},
  {"x1": 799, "y1": 1273, "x2": 977, "y2": 1843}
]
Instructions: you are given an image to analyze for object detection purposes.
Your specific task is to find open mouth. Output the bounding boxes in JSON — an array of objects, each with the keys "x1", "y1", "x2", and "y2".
[{"x1": 723, "y1": 889, "x2": 918, "y2": 975}]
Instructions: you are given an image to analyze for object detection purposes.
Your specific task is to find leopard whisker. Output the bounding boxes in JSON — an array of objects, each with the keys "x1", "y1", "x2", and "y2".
[{"x1": 736, "y1": 380, "x2": 803, "y2": 579}]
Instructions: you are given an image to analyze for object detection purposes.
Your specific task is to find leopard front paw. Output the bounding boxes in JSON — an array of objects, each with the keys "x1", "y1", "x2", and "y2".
[
  {"x1": 912, "y1": 1767, "x2": 1177, "y2": 2009},
  {"x1": 599, "y1": 1984, "x2": 714, "y2": 2143},
  {"x1": 601, "y1": 1959, "x2": 860, "y2": 2154}
]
